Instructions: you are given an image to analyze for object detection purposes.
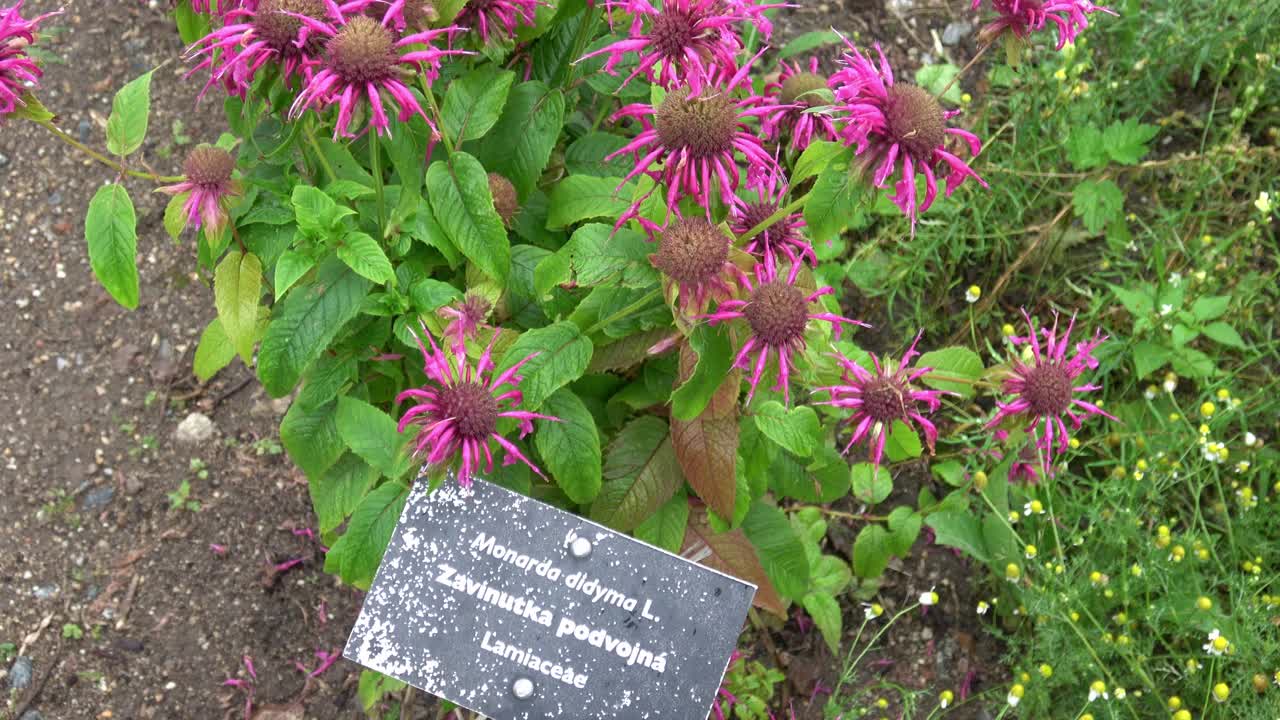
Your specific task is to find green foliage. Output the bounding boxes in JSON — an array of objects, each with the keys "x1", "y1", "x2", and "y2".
[
  {"x1": 85, "y1": 183, "x2": 139, "y2": 309},
  {"x1": 105, "y1": 70, "x2": 154, "y2": 157}
]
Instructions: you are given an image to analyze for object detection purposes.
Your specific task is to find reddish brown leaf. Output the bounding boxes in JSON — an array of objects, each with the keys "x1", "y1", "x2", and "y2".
[
  {"x1": 671, "y1": 345, "x2": 739, "y2": 518},
  {"x1": 683, "y1": 505, "x2": 786, "y2": 617}
]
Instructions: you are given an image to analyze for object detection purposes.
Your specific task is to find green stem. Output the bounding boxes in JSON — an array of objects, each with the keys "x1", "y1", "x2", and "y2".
[
  {"x1": 370, "y1": 134, "x2": 386, "y2": 235},
  {"x1": 422, "y1": 79, "x2": 454, "y2": 156},
  {"x1": 36, "y1": 120, "x2": 184, "y2": 183},
  {"x1": 303, "y1": 120, "x2": 336, "y2": 184},
  {"x1": 736, "y1": 192, "x2": 809, "y2": 245},
  {"x1": 586, "y1": 288, "x2": 663, "y2": 335},
  {"x1": 561, "y1": 9, "x2": 601, "y2": 89}
]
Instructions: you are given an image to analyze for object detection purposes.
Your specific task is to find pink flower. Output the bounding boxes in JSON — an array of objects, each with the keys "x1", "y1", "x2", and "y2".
[
  {"x1": 648, "y1": 216, "x2": 737, "y2": 315},
  {"x1": 831, "y1": 43, "x2": 987, "y2": 235},
  {"x1": 287, "y1": 4, "x2": 466, "y2": 139},
  {"x1": 455, "y1": 0, "x2": 542, "y2": 44},
  {"x1": 760, "y1": 57, "x2": 841, "y2": 150},
  {"x1": 991, "y1": 429, "x2": 1041, "y2": 483},
  {"x1": 185, "y1": 0, "x2": 328, "y2": 100},
  {"x1": 729, "y1": 164, "x2": 814, "y2": 266},
  {"x1": 972, "y1": 0, "x2": 1116, "y2": 50},
  {"x1": 158, "y1": 146, "x2": 242, "y2": 236},
  {"x1": 816, "y1": 332, "x2": 946, "y2": 465},
  {"x1": 439, "y1": 293, "x2": 492, "y2": 356},
  {"x1": 187, "y1": 0, "x2": 255, "y2": 16},
  {"x1": 579, "y1": 0, "x2": 759, "y2": 93},
  {"x1": 703, "y1": 259, "x2": 866, "y2": 404},
  {"x1": 608, "y1": 58, "x2": 780, "y2": 221},
  {"x1": 0, "y1": 1, "x2": 60, "y2": 119},
  {"x1": 356, "y1": 0, "x2": 439, "y2": 33},
  {"x1": 986, "y1": 310, "x2": 1115, "y2": 473},
  {"x1": 396, "y1": 325, "x2": 558, "y2": 487}
]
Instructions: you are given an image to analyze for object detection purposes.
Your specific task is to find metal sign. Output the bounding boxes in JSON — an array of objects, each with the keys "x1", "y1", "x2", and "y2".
[{"x1": 343, "y1": 478, "x2": 756, "y2": 719}]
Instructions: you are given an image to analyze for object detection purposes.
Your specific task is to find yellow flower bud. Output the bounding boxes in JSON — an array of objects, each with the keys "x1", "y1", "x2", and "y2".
[
  {"x1": 973, "y1": 471, "x2": 988, "y2": 491},
  {"x1": 1167, "y1": 695, "x2": 1182, "y2": 710},
  {"x1": 1201, "y1": 401, "x2": 1216, "y2": 417},
  {"x1": 1212, "y1": 682, "x2": 1229, "y2": 702},
  {"x1": 1039, "y1": 664, "x2": 1052, "y2": 678}
]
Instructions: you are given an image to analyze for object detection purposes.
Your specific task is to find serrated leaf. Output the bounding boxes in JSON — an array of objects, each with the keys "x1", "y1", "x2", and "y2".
[
  {"x1": 1132, "y1": 340, "x2": 1172, "y2": 377},
  {"x1": 535, "y1": 389, "x2": 602, "y2": 504},
  {"x1": 925, "y1": 509, "x2": 989, "y2": 563},
  {"x1": 915, "y1": 63, "x2": 962, "y2": 104},
  {"x1": 311, "y1": 452, "x2": 377, "y2": 535},
  {"x1": 1102, "y1": 118, "x2": 1158, "y2": 165},
  {"x1": 742, "y1": 501, "x2": 809, "y2": 600},
  {"x1": 1202, "y1": 321, "x2": 1244, "y2": 348},
  {"x1": 163, "y1": 192, "x2": 189, "y2": 241},
  {"x1": 770, "y1": 444, "x2": 848, "y2": 504},
  {"x1": 426, "y1": 152, "x2": 510, "y2": 285},
  {"x1": 443, "y1": 65, "x2": 516, "y2": 142},
  {"x1": 338, "y1": 231, "x2": 395, "y2": 284},
  {"x1": 546, "y1": 175, "x2": 635, "y2": 229},
  {"x1": 495, "y1": 322, "x2": 593, "y2": 410},
  {"x1": 476, "y1": 81, "x2": 565, "y2": 200},
  {"x1": 802, "y1": 592, "x2": 842, "y2": 654},
  {"x1": 683, "y1": 505, "x2": 786, "y2": 617},
  {"x1": 882, "y1": 419, "x2": 923, "y2": 462},
  {"x1": 564, "y1": 132, "x2": 631, "y2": 177},
  {"x1": 792, "y1": 141, "x2": 849, "y2": 183},
  {"x1": 1109, "y1": 283, "x2": 1154, "y2": 318},
  {"x1": 106, "y1": 70, "x2": 154, "y2": 157},
  {"x1": 886, "y1": 506, "x2": 923, "y2": 557},
  {"x1": 591, "y1": 416, "x2": 683, "y2": 532},
  {"x1": 850, "y1": 462, "x2": 893, "y2": 505},
  {"x1": 281, "y1": 398, "x2": 345, "y2": 479},
  {"x1": 917, "y1": 346, "x2": 984, "y2": 398},
  {"x1": 804, "y1": 162, "x2": 860, "y2": 241},
  {"x1": 671, "y1": 325, "x2": 735, "y2": 421},
  {"x1": 193, "y1": 317, "x2": 236, "y2": 383},
  {"x1": 852, "y1": 524, "x2": 892, "y2": 578},
  {"x1": 634, "y1": 487, "x2": 689, "y2": 553},
  {"x1": 214, "y1": 250, "x2": 262, "y2": 363},
  {"x1": 753, "y1": 401, "x2": 821, "y2": 458},
  {"x1": 85, "y1": 183, "x2": 139, "y2": 309},
  {"x1": 931, "y1": 460, "x2": 966, "y2": 487},
  {"x1": 1065, "y1": 125, "x2": 1107, "y2": 170},
  {"x1": 555, "y1": 223, "x2": 657, "y2": 289},
  {"x1": 1072, "y1": 179, "x2": 1125, "y2": 234},
  {"x1": 810, "y1": 555, "x2": 852, "y2": 596},
  {"x1": 1192, "y1": 295, "x2": 1230, "y2": 322},
  {"x1": 672, "y1": 344, "x2": 739, "y2": 519},
  {"x1": 325, "y1": 482, "x2": 408, "y2": 589},
  {"x1": 258, "y1": 259, "x2": 371, "y2": 397},
  {"x1": 274, "y1": 250, "x2": 315, "y2": 298},
  {"x1": 291, "y1": 185, "x2": 341, "y2": 237},
  {"x1": 336, "y1": 395, "x2": 414, "y2": 480}
]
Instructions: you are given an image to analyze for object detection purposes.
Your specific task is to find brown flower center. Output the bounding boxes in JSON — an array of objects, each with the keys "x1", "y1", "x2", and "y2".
[
  {"x1": 183, "y1": 146, "x2": 235, "y2": 188},
  {"x1": 884, "y1": 84, "x2": 946, "y2": 159},
  {"x1": 437, "y1": 381, "x2": 499, "y2": 440},
  {"x1": 648, "y1": 9, "x2": 697, "y2": 60},
  {"x1": 1022, "y1": 363, "x2": 1073, "y2": 416},
  {"x1": 488, "y1": 173, "x2": 520, "y2": 225},
  {"x1": 326, "y1": 15, "x2": 397, "y2": 84},
  {"x1": 780, "y1": 72, "x2": 829, "y2": 106},
  {"x1": 860, "y1": 378, "x2": 907, "y2": 424},
  {"x1": 651, "y1": 218, "x2": 730, "y2": 287},
  {"x1": 655, "y1": 87, "x2": 738, "y2": 158},
  {"x1": 743, "y1": 280, "x2": 808, "y2": 347},
  {"x1": 367, "y1": 0, "x2": 438, "y2": 28},
  {"x1": 254, "y1": 0, "x2": 325, "y2": 54}
]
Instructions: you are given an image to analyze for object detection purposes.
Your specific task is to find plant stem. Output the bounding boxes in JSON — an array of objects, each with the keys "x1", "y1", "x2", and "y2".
[
  {"x1": 422, "y1": 79, "x2": 454, "y2": 156},
  {"x1": 36, "y1": 120, "x2": 184, "y2": 183},
  {"x1": 736, "y1": 192, "x2": 809, "y2": 245},
  {"x1": 937, "y1": 42, "x2": 993, "y2": 100},
  {"x1": 303, "y1": 120, "x2": 336, "y2": 184},
  {"x1": 585, "y1": 288, "x2": 663, "y2": 335},
  {"x1": 370, "y1": 134, "x2": 386, "y2": 235}
]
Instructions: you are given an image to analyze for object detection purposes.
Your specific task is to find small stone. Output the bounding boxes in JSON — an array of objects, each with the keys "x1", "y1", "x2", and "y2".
[
  {"x1": 81, "y1": 485, "x2": 115, "y2": 512},
  {"x1": 175, "y1": 413, "x2": 216, "y2": 444},
  {"x1": 32, "y1": 584, "x2": 59, "y2": 600},
  {"x1": 8, "y1": 656, "x2": 33, "y2": 690},
  {"x1": 942, "y1": 21, "x2": 972, "y2": 46},
  {"x1": 55, "y1": 356, "x2": 71, "y2": 370},
  {"x1": 920, "y1": 626, "x2": 934, "y2": 641},
  {"x1": 20, "y1": 710, "x2": 44, "y2": 720}
]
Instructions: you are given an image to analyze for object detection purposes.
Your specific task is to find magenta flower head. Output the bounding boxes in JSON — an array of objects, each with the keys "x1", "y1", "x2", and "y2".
[
  {"x1": 288, "y1": 4, "x2": 466, "y2": 139},
  {"x1": 455, "y1": 0, "x2": 541, "y2": 44},
  {"x1": 360, "y1": 0, "x2": 440, "y2": 33},
  {"x1": 188, "y1": 0, "x2": 254, "y2": 16},
  {"x1": 396, "y1": 325, "x2": 558, "y2": 487},
  {"x1": 971, "y1": 0, "x2": 1116, "y2": 50},
  {"x1": 831, "y1": 42, "x2": 988, "y2": 235},
  {"x1": 986, "y1": 310, "x2": 1115, "y2": 473},
  {"x1": 609, "y1": 59, "x2": 780, "y2": 221},
  {"x1": 704, "y1": 259, "x2": 866, "y2": 405},
  {"x1": 158, "y1": 146, "x2": 242, "y2": 236},
  {"x1": 186, "y1": 0, "x2": 328, "y2": 100},
  {"x1": 438, "y1": 293, "x2": 492, "y2": 356},
  {"x1": 816, "y1": 333, "x2": 946, "y2": 466},
  {"x1": 729, "y1": 164, "x2": 814, "y2": 267},
  {"x1": 761, "y1": 57, "x2": 841, "y2": 151},
  {"x1": 649, "y1": 216, "x2": 737, "y2": 315},
  {"x1": 579, "y1": 0, "x2": 757, "y2": 92},
  {"x1": 0, "y1": 1, "x2": 60, "y2": 119}
]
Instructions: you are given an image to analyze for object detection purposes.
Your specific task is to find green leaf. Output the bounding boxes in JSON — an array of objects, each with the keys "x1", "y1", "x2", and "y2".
[
  {"x1": 1110, "y1": 283, "x2": 1154, "y2": 318},
  {"x1": 85, "y1": 183, "x2": 139, "y2": 309},
  {"x1": 753, "y1": 401, "x2": 821, "y2": 458},
  {"x1": 310, "y1": 453, "x2": 377, "y2": 535},
  {"x1": 358, "y1": 670, "x2": 407, "y2": 713},
  {"x1": 476, "y1": 81, "x2": 565, "y2": 200},
  {"x1": 852, "y1": 524, "x2": 892, "y2": 578},
  {"x1": 535, "y1": 389, "x2": 602, "y2": 504},
  {"x1": 915, "y1": 63, "x2": 962, "y2": 104},
  {"x1": 591, "y1": 416, "x2": 683, "y2": 532},
  {"x1": 778, "y1": 29, "x2": 842, "y2": 59},
  {"x1": 338, "y1": 231, "x2": 395, "y2": 284},
  {"x1": 671, "y1": 325, "x2": 734, "y2": 421},
  {"x1": 634, "y1": 487, "x2": 689, "y2": 553},
  {"x1": 684, "y1": 506, "x2": 787, "y2": 617},
  {"x1": 916, "y1": 346, "x2": 984, "y2": 398},
  {"x1": 291, "y1": 185, "x2": 342, "y2": 237},
  {"x1": 409, "y1": 279, "x2": 462, "y2": 313},
  {"x1": 742, "y1": 501, "x2": 809, "y2": 599},
  {"x1": 1132, "y1": 340, "x2": 1172, "y2": 377},
  {"x1": 546, "y1": 175, "x2": 635, "y2": 229},
  {"x1": 554, "y1": 223, "x2": 657, "y2": 289},
  {"x1": 810, "y1": 555, "x2": 852, "y2": 595},
  {"x1": 496, "y1": 322, "x2": 593, "y2": 410},
  {"x1": 173, "y1": 0, "x2": 212, "y2": 44},
  {"x1": 931, "y1": 460, "x2": 966, "y2": 487},
  {"x1": 770, "y1": 445, "x2": 849, "y2": 504},
  {"x1": 214, "y1": 250, "x2": 262, "y2": 363},
  {"x1": 163, "y1": 193, "x2": 188, "y2": 241},
  {"x1": 281, "y1": 398, "x2": 346, "y2": 479},
  {"x1": 1192, "y1": 295, "x2": 1230, "y2": 322},
  {"x1": 106, "y1": 70, "x2": 155, "y2": 157},
  {"x1": 443, "y1": 65, "x2": 516, "y2": 142},
  {"x1": 258, "y1": 259, "x2": 371, "y2": 397},
  {"x1": 883, "y1": 419, "x2": 923, "y2": 462},
  {"x1": 564, "y1": 132, "x2": 631, "y2": 177},
  {"x1": 193, "y1": 317, "x2": 236, "y2": 383},
  {"x1": 1102, "y1": 118, "x2": 1158, "y2": 165},
  {"x1": 426, "y1": 152, "x2": 511, "y2": 285},
  {"x1": 805, "y1": 162, "x2": 861, "y2": 241},
  {"x1": 326, "y1": 481, "x2": 409, "y2": 589},
  {"x1": 850, "y1": 462, "x2": 893, "y2": 505},
  {"x1": 1171, "y1": 347, "x2": 1215, "y2": 379},
  {"x1": 336, "y1": 396, "x2": 414, "y2": 480},
  {"x1": 886, "y1": 507, "x2": 923, "y2": 557},
  {"x1": 925, "y1": 509, "x2": 989, "y2": 563},
  {"x1": 792, "y1": 141, "x2": 849, "y2": 183},
  {"x1": 1202, "y1": 321, "x2": 1245, "y2": 348},
  {"x1": 801, "y1": 592, "x2": 842, "y2": 654},
  {"x1": 1065, "y1": 125, "x2": 1108, "y2": 170},
  {"x1": 1072, "y1": 179, "x2": 1125, "y2": 234},
  {"x1": 274, "y1": 250, "x2": 315, "y2": 298}
]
